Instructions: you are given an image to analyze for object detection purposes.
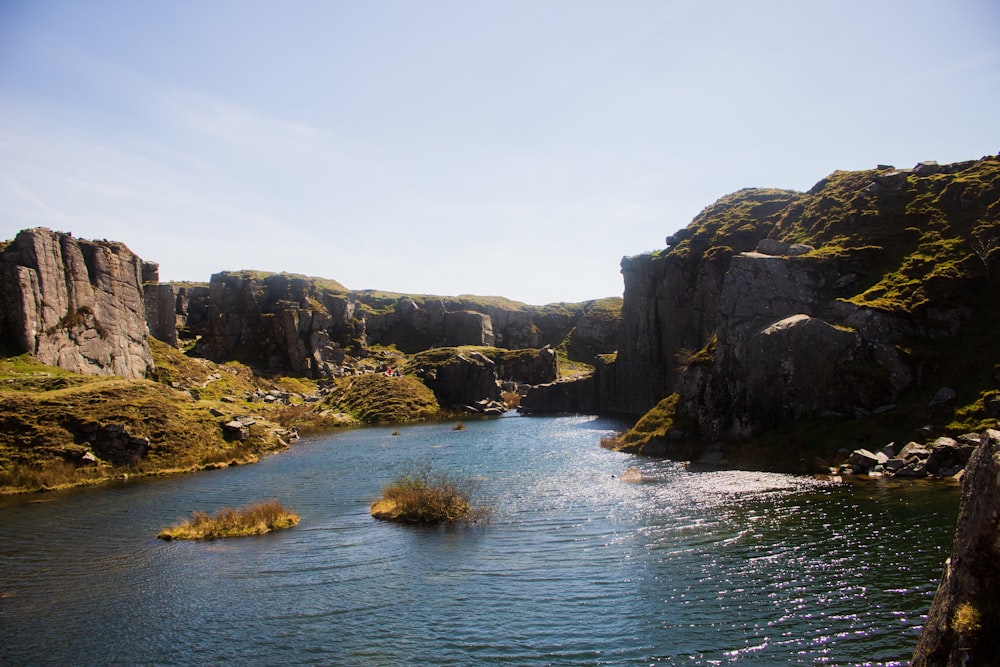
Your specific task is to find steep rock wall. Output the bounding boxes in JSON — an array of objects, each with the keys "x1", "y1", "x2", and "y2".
[
  {"x1": 178, "y1": 273, "x2": 621, "y2": 378},
  {"x1": 590, "y1": 156, "x2": 1000, "y2": 445},
  {"x1": 0, "y1": 228, "x2": 152, "y2": 379},
  {"x1": 191, "y1": 271, "x2": 357, "y2": 377}
]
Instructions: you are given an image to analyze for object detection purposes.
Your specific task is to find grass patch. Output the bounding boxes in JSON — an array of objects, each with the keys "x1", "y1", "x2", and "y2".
[
  {"x1": 0, "y1": 341, "x2": 296, "y2": 494},
  {"x1": 157, "y1": 499, "x2": 299, "y2": 540},
  {"x1": 602, "y1": 394, "x2": 683, "y2": 454},
  {"x1": 0, "y1": 460, "x2": 109, "y2": 494},
  {"x1": 370, "y1": 465, "x2": 489, "y2": 525},
  {"x1": 326, "y1": 374, "x2": 441, "y2": 424},
  {"x1": 556, "y1": 349, "x2": 594, "y2": 379}
]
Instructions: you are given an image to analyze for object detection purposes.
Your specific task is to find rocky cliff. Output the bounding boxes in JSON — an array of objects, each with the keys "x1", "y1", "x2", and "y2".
[
  {"x1": 0, "y1": 228, "x2": 153, "y2": 380},
  {"x1": 158, "y1": 271, "x2": 620, "y2": 380},
  {"x1": 912, "y1": 429, "x2": 1000, "y2": 665},
  {"x1": 527, "y1": 155, "x2": 1000, "y2": 461}
]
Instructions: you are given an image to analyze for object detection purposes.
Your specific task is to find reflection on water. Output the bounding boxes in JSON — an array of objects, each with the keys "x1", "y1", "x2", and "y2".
[{"x1": 0, "y1": 414, "x2": 958, "y2": 666}]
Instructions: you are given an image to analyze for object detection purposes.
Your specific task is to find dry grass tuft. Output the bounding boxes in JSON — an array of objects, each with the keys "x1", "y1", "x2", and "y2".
[
  {"x1": 157, "y1": 499, "x2": 299, "y2": 540},
  {"x1": 951, "y1": 601, "x2": 982, "y2": 636},
  {"x1": 371, "y1": 465, "x2": 489, "y2": 526}
]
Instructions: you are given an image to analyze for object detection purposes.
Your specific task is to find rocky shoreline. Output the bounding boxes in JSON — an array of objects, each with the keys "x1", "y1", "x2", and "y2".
[{"x1": 840, "y1": 434, "x2": 978, "y2": 482}]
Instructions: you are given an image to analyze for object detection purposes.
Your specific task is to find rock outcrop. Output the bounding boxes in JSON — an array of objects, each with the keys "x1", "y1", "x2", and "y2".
[
  {"x1": 190, "y1": 271, "x2": 358, "y2": 377},
  {"x1": 912, "y1": 429, "x2": 1000, "y2": 665},
  {"x1": 520, "y1": 375, "x2": 600, "y2": 414},
  {"x1": 406, "y1": 346, "x2": 559, "y2": 414},
  {"x1": 169, "y1": 271, "x2": 620, "y2": 380},
  {"x1": 540, "y1": 156, "x2": 1000, "y2": 458},
  {"x1": 144, "y1": 280, "x2": 180, "y2": 347},
  {"x1": 0, "y1": 228, "x2": 152, "y2": 379},
  {"x1": 414, "y1": 350, "x2": 504, "y2": 413},
  {"x1": 683, "y1": 251, "x2": 912, "y2": 439},
  {"x1": 364, "y1": 297, "x2": 496, "y2": 351}
]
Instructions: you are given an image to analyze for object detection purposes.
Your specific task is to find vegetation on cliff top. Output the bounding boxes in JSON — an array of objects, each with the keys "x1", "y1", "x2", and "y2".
[
  {"x1": 157, "y1": 499, "x2": 299, "y2": 540},
  {"x1": 214, "y1": 269, "x2": 348, "y2": 293},
  {"x1": 665, "y1": 157, "x2": 1000, "y2": 318}
]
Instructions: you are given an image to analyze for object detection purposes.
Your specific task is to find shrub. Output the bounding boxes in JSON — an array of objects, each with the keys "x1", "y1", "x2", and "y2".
[
  {"x1": 951, "y1": 601, "x2": 982, "y2": 636},
  {"x1": 157, "y1": 499, "x2": 299, "y2": 540},
  {"x1": 0, "y1": 461, "x2": 103, "y2": 493},
  {"x1": 370, "y1": 465, "x2": 488, "y2": 526}
]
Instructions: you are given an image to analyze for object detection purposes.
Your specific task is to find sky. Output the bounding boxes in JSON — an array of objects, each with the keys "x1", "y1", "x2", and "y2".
[{"x1": 2, "y1": 1, "x2": 999, "y2": 305}]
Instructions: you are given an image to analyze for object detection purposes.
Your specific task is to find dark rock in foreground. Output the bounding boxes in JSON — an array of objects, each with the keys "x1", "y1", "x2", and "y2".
[{"x1": 912, "y1": 429, "x2": 1000, "y2": 665}]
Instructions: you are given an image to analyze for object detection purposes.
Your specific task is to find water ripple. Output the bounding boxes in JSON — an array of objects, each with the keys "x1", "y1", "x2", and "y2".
[{"x1": 0, "y1": 415, "x2": 959, "y2": 666}]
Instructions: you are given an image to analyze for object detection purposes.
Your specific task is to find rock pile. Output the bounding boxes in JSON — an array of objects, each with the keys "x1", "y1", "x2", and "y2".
[
  {"x1": 62, "y1": 422, "x2": 150, "y2": 467},
  {"x1": 841, "y1": 434, "x2": 979, "y2": 480}
]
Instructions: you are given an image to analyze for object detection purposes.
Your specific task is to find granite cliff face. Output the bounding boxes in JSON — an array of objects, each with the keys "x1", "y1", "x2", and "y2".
[
  {"x1": 0, "y1": 228, "x2": 153, "y2": 380},
  {"x1": 527, "y1": 155, "x2": 1000, "y2": 457},
  {"x1": 636, "y1": 157, "x2": 999, "y2": 444},
  {"x1": 189, "y1": 271, "x2": 358, "y2": 377}
]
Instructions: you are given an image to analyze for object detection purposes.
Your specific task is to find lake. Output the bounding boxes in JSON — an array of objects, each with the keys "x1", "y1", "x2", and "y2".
[{"x1": 0, "y1": 413, "x2": 959, "y2": 666}]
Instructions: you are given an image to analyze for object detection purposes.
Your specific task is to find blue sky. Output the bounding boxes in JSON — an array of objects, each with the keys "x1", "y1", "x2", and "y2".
[{"x1": 2, "y1": 1, "x2": 998, "y2": 304}]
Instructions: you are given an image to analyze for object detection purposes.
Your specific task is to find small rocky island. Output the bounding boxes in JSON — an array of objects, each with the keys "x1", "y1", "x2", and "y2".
[
  {"x1": 157, "y1": 500, "x2": 300, "y2": 540},
  {"x1": 370, "y1": 468, "x2": 487, "y2": 526}
]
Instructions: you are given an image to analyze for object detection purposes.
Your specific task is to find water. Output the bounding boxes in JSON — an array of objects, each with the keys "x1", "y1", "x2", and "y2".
[{"x1": 0, "y1": 414, "x2": 959, "y2": 666}]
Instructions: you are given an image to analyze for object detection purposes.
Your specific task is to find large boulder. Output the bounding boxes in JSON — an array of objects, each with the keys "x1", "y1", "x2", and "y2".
[
  {"x1": 520, "y1": 376, "x2": 599, "y2": 414},
  {"x1": 744, "y1": 314, "x2": 858, "y2": 428},
  {"x1": 443, "y1": 310, "x2": 495, "y2": 347},
  {"x1": 913, "y1": 430, "x2": 1000, "y2": 664},
  {"x1": 492, "y1": 346, "x2": 558, "y2": 385},
  {"x1": 0, "y1": 228, "x2": 153, "y2": 379},
  {"x1": 408, "y1": 349, "x2": 503, "y2": 409}
]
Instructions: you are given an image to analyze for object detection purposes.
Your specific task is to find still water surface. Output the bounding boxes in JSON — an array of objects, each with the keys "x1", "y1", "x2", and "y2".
[{"x1": 0, "y1": 414, "x2": 959, "y2": 666}]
